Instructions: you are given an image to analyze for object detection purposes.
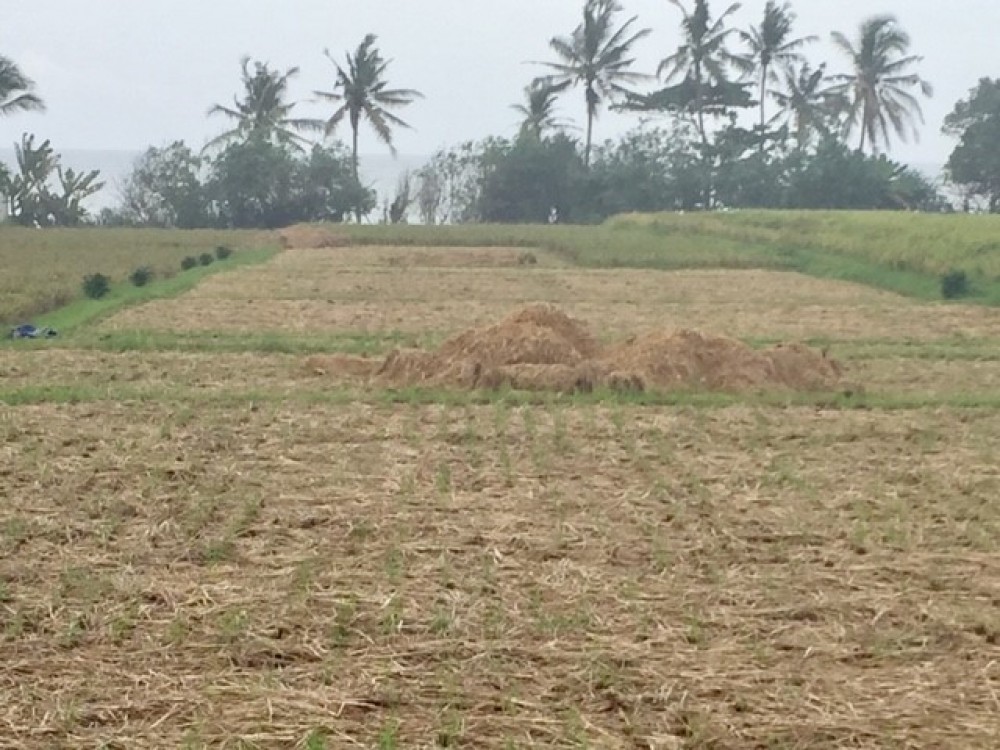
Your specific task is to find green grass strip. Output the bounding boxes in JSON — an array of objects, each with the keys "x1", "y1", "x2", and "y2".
[
  {"x1": 30, "y1": 246, "x2": 279, "y2": 335},
  {"x1": 4, "y1": 382, "x2": 1000, "y2": 411},
  {"x1": 64, "y1": 328, "x2": 440, "y2": 356}
]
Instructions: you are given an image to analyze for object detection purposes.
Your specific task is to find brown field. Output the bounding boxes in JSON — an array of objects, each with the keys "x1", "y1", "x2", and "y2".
[
  {"x1": 100, "y1": 247, "x2": 1000, "y2": 340},
  {"x1": 2, "y1": 242, "x2": 1000, "y2": 748}
]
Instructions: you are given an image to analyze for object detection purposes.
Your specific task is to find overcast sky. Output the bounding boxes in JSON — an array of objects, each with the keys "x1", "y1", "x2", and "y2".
[{"x1": 3, "y1": 1, "x2": 997, "y2": 168}]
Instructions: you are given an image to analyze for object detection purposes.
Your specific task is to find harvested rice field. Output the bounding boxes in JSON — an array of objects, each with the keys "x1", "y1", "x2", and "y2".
[{"x1": 2, "y1": 237, "x2": 1000, "y2": 748}]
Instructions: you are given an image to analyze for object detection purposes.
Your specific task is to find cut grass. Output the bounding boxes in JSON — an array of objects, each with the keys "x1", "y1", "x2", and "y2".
[
  {"x1": 4, "y1": 223, "x2": 1000, "y2": 747},
  {"x1": 2, "y1": 400, "x2": 999, "y2": 746}
]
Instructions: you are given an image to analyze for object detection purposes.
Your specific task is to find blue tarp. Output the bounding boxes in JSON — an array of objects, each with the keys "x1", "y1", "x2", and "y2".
[{"x1": 9, "y1": 324, "x2": 58, "y2": 340}]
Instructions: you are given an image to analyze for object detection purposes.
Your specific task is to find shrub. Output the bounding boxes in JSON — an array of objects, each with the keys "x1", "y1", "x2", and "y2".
[
  {"x1": 215, "y1": 245, "x2": 233, "y2": 260},
  {"x1": 181, "y1": 255, "x2": 198, "y2": 271},
  {"x1": 128, "y1": 266, "x2": 154, "y2": 287},
  {"x1": 199, "y1": 253, "x2": 214, "y2": 267},
  {"x1": 941, "y1": 269, "x2": 970, "y2": 299},
  {"x1": 82, "y1": 273, "x2": 111, "y2": 300}
]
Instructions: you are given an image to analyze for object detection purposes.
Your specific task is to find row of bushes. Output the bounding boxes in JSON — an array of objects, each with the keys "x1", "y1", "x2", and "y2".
[{"x1": 82, "y1": 245, "x2": 234, "y2": 300}]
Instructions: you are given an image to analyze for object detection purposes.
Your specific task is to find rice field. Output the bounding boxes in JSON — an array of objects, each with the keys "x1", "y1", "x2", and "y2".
[{"x1": 1, "y1": 225, "x2": 999, "y2": 748}]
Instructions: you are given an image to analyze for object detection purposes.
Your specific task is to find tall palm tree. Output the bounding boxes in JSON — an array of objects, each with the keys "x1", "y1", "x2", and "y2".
[
  {"x1": 512, "y1": 78, "x2": 572, "y2": 139},
  {"x1": 539, "y1": 0, "x2": 650, "y2": 166},
  {"x1": 739, "y1": 1, "x2": 816, "y2": 132},
  {"x1": 659, "y1": 0, "x2": 751, "y2": 146},
  {"x1": 205, "y1": 57, "x2": 318, "y2": 152},
  {"x1": 770, "y1": 62, "x2": 845, "y2": 148},
  {"x1": 0, "y1": 55, "x2": 45, "y2": 117},
  {"x1": 315, "y1": 34, "x2": 424, "y2": 181},
  {"x1": 828, "y1": 15, "x2": 933, "y2": 154}
]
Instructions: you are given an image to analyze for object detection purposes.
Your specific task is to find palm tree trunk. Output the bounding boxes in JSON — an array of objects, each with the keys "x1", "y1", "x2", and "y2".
[
  {"x1": 584, "y1": 85, "x2": 596, "y2": 167},
  {"x1": 858, "y1": 102, "x2": 868, "y2": 154},
  {"x1": 760, "y1": 65, "x2": 768, "y2": 133},
  {"x1": 351, "y1": 125, "x2": 360, "y2": 182}
]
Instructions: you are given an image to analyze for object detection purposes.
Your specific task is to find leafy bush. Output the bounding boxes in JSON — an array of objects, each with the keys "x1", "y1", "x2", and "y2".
[
  {"x1": 215, "y1": 245, "x2": 233, "y2": 260},
  {"x1": 941, "y1": 269, "x2": 970, "y2": 299},
  {"x1": 199, "y1": 253, "x2": 214, "y2": 267},
  {"x1": 82, "y1": 273, "x2": 111, "y2": 299},
  {"x1": 128, "y1": 265, "x2": 154, "y2": 287},
  {"x1": 181, "y1": 255, "x2": 198, "y2": 271}
]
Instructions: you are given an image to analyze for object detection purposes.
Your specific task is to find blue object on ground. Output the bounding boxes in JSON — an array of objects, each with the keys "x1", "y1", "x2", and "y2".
[{"x1": 9, "y1": 324, "x2": 58, "y2": 340}]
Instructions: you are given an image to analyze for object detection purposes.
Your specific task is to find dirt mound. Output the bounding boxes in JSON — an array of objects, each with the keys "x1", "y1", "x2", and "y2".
[{"x1": 312, "y1": 304, "x2": 844, "y2": 394}]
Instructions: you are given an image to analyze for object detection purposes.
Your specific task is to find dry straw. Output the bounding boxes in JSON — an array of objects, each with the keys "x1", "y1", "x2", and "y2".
[{"x1": 310, "y1": 303, "x2": 844, "y2": 394}]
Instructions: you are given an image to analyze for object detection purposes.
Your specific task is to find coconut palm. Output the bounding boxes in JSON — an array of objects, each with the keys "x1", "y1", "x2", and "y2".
[
  {"x1": 512, "y1": 78, "x2": 572, "y2": 139},
  {"x1": 659, "y1": 0, "x2": 752, "y2": 145},
  {"x1": 739, "y1": 1, "x2": 816, "y2": 132},
  {"x1": 315, "y1": 34, "x2": 424, "y2": 181},
  {"x1": 0, "y1": 55, "x2": 45, "y2": 117},
  {"x1": 828, "y1": 15, "x2": 933, "y2": 154},
  {"x1": 770, "y1": 62, "x2": 845, "y2": 148},
  {"x1": 538, "y1": 0, "x2": 651, "y2": 166},
  {"x1": 205, "y1": 57, "x2": 318, "y2": 152}
]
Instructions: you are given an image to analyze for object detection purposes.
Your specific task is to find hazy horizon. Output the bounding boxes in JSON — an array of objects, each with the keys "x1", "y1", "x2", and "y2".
[{"x1": 0, "y1": 146, "x2": 953, "y2": 214}]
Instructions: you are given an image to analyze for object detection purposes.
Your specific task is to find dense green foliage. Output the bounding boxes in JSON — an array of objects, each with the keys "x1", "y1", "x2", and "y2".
[
  {"x1": 944, "y1": 78, "x2": 1000, "y2": 212},
  {"x1": 81, "y1": 273, "x2": 110, "y2": 300},
  {"x1": 415, "y1": 127, "x2": 945, "y2": 222},
  {"x1": 105, "y1": 137, "x2": 374, "y2": 229},
  {"x1": 2, "y1": 134, "x2": 104, "y2": 226}
]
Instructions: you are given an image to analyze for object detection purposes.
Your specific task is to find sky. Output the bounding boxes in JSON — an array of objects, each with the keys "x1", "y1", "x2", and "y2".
[{"x1": 3, "y1": 0, "x2": 998, "y2": 170}]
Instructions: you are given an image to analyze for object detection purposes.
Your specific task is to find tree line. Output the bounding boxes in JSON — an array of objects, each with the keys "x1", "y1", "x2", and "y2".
[{"x1": 3, "y1": 0, "x2": 1000, "y2": 226}]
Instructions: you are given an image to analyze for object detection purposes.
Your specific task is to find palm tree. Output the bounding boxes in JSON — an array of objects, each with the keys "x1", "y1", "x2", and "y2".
[
  {"x1": 0, "y1": 55, "x2": 45, "y2": 117},
  {"x1": 828, "y1": 15, "x2": 933, "y2": 154},
  {"x1": 770, "y1": 62, "x2": 845, "y2": 148},
  {"x1": 539, "y1": 0, "x2": 650, "y2": 166},
  {"x1": 205, "y1": 57, "x2": 318, "y2": 152},
  {"x1": 512, "y1": 78, "x2": 572, "y2": 139},
  {"x1": 659, "y1": 0, "x2": 751, "y2": 146},
  {"x1": 315, "y1": 34, "x2": 424, "y2": 181},
  {"x1": 739, "y1": 1, "x2": 816, "y2": 132}
]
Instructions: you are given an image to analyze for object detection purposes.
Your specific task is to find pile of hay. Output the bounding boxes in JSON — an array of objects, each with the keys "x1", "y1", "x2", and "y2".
[
  {"x1": 601, "y1": 330, "x2": 842, "y2": 392},
  {"x1": 311, "y1": 304, "x2": 844, "y2": 394},
  {"x1": 279, "y1": 224, "x2": 348, "y2": 249}
]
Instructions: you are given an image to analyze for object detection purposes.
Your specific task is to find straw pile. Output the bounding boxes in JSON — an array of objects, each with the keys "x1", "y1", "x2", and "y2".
[{"x1": 313, "y1": 304, "x2": 844, "y2": 394}]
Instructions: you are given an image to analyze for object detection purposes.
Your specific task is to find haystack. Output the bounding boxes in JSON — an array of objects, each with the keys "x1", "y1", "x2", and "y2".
[
  {"x1": 435, "y1": 304, "x2": 599, "y2": 370},
  {"x1": 600, "y1": 329, "x2": 842, "y2": 392},
  {"x1": 310, "y1": 304, "x2": 844, "y2": 394}
]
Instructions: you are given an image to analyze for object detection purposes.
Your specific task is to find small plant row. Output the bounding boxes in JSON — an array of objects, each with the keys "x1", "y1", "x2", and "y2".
[{"x1": 82, "y1": 246, "x2": 235, "y2": 300}]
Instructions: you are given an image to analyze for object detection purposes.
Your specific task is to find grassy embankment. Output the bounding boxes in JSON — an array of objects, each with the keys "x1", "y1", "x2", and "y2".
[
  {"x1": 336, "y1": 210, "x2": 1000, "y2": 303},
  {"x1": 0, "y1": 227, "x2": 274, "y2": 326}
]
